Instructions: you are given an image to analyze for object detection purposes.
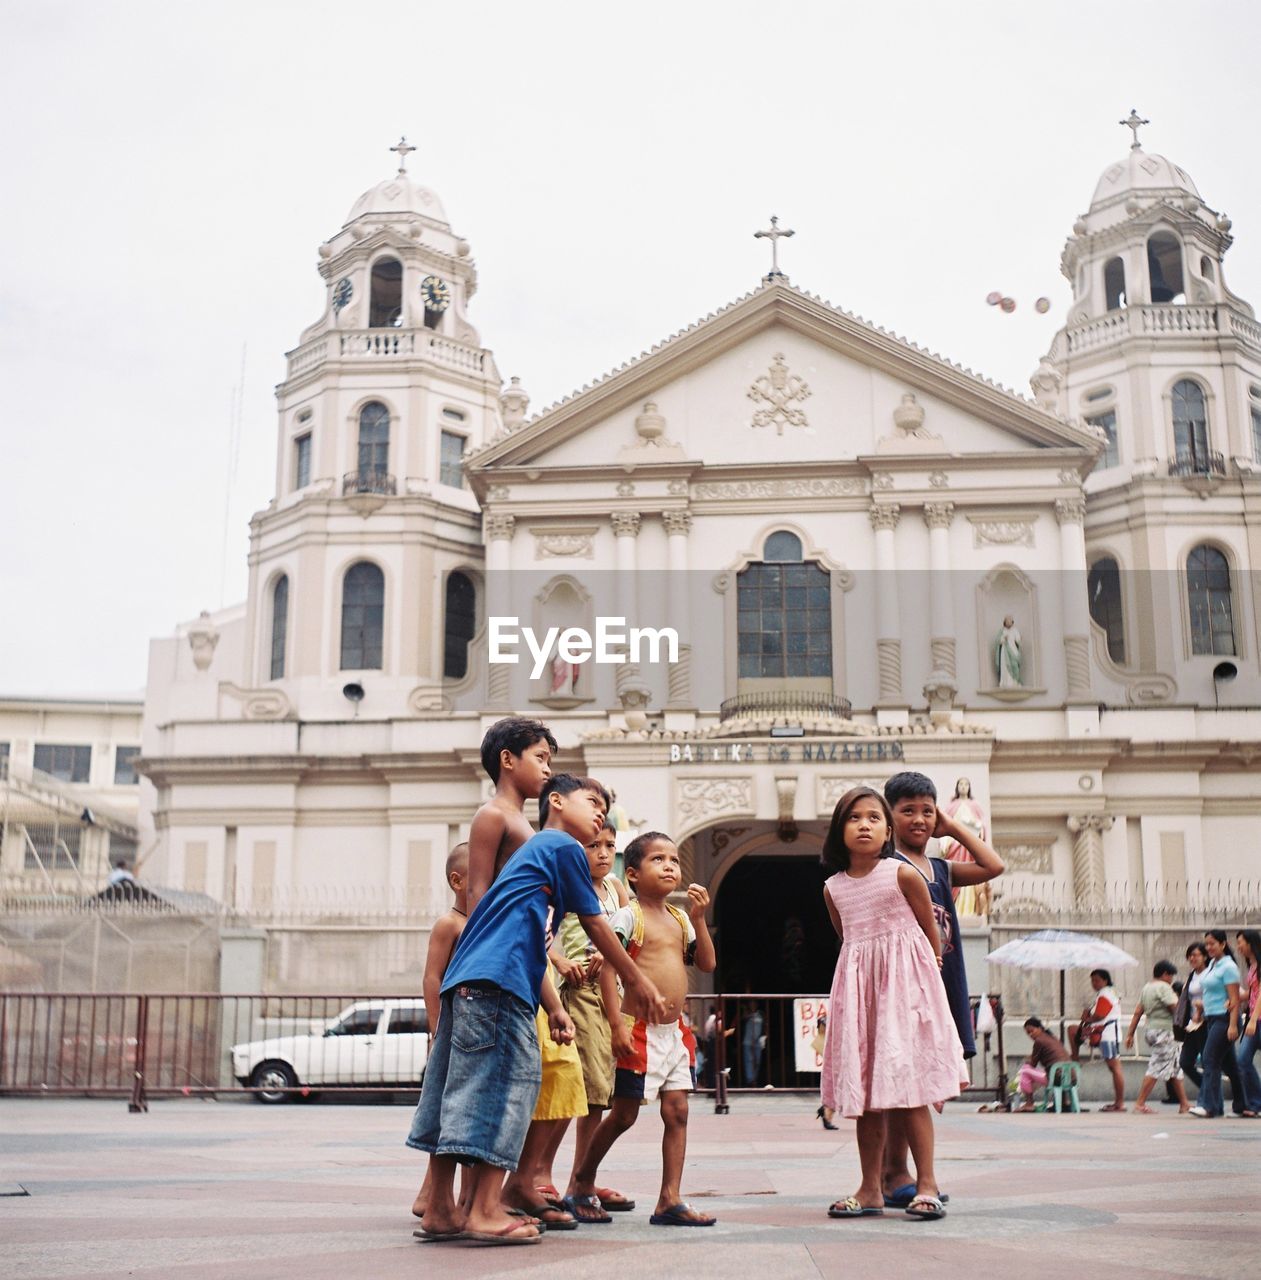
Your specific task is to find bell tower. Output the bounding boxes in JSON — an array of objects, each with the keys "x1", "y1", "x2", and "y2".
[
  {"x1": 241, "y1": 140, "x2": 505, "y2": 714},
  {"x1": 1031, "y1": 115, "x2": 1261, "y2": 702}
]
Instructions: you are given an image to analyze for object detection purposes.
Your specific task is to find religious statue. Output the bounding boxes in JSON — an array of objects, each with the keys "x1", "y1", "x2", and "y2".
[
  {"x1": 939, "y1": 777, "x2": 991, "y2": 917},
  {"x1": 550, "y1": 650, "x2": 578, "y2": 698},
  {"x1": 994, "y1": 614, "x2": 1023, "y2": 688}
]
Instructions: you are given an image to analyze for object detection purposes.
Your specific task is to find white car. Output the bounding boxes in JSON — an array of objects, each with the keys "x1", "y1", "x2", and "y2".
[{"x1": 231, "y1": 1000, "x2": 428, "y2": 1102}]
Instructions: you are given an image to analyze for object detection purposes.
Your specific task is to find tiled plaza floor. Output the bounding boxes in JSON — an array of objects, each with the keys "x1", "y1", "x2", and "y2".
[{"x1": 1, "y1": 1093, "x2": 1257, "y2": 1279}]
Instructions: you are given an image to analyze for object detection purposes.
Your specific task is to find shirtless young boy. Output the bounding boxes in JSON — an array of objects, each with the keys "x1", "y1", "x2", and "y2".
[
  {"x1": 411, "y1": 842, "x2": 469, "y2": 1219},
  {"x1": 570, "y1": 831, "x2": 718, "y2": 1227}
]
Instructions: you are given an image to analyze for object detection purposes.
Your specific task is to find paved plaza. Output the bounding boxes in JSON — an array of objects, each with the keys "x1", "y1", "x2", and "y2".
[{"x1": 2, "y1": 1093, "x2": 1258, "y2": 1279}]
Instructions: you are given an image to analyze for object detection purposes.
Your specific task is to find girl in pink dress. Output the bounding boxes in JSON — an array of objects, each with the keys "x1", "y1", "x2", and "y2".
[{"x1": 819, "y1": 786, "x2": 968, "y2": 1222}]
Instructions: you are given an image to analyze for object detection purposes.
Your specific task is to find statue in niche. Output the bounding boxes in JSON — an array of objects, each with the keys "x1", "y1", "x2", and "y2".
[
  {"x1": 994, "y1": 614, "x2": 1023, "y2": 688},
  {"x1": 939, "y1": 777, "x2": 991, "y2": 917},
  {"x1": 550, "y1": 649, "x2": 579, "y2": 698}
]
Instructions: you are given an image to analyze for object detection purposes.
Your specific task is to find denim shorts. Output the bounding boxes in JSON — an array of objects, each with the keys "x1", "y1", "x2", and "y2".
[
  {"x1": 405, "y1": 984, "x2": 540, "y2": 1170},
  {"x1": 1098, "y1": 1038, "x2": 1120, "y2": 1061}
]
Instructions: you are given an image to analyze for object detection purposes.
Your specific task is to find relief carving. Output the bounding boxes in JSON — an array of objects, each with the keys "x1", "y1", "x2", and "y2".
[{"x1": 676, "y1": 777, "x2": 753, "y2": 826}]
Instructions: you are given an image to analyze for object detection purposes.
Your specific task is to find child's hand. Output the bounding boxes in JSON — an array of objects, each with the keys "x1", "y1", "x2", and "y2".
[
  {"x1": 686, "y1": 883, "x2": 710, "y2": 920},
  {"x1": 610, "y1": 1020, "x2": 634, "y2": 1060},
  {"x1": 931, "y1": 810, "x2": 958, "y2": 841},
  {"x1": 637, "y1": 974, "x2": 669, "y2": 1023},
  {"x1": 553, "y1": 955, "x2": 585, "y2": 988},
  {"x1": 585, "y1": 952, "x2": 604, "y2": 983},
  {"x1": 548, "y1": 1009, "x2": 576, "y2": 1045}
]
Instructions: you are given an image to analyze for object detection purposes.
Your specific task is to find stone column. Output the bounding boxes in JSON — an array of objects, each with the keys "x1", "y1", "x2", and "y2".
[
  {"x1": 1067, "y1": 813, "x2": 1114, "y2": 906},
  {"x1": 484, "y1": 513, "x2": 515, "y2": 707},
  {"x1": 923, "y1": 501, "x2": 956, "y2": 677},
  {"x1": 611, "y1": 512, "x2": 643, "y2": 700},
  {"x1": 869, "y1": 504, "x2": 903, "y2": 703},
  {"x1": 1055, "y1": 497, "x2": 1093, "y2": 700},
  {"x1": 663, "y1": 509, "x2": 693, "y2": 707}
]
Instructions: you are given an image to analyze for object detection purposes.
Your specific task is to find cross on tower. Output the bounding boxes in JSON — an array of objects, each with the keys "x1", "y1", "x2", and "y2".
[
  {"x1": 1119, "y1": 109, "x2": 1149, "y2": 151},
  {"x1": 754, "y1": 215, "x2": 795, "y2": 281},
  {"x1": 390, "y1": 136, "x2": 416, "y2": 174}
]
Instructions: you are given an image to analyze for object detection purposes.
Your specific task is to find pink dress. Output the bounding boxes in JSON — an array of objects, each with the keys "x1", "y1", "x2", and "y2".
[{"x1": 820, "y1": 857, "x2": 969, "y2": 1118}]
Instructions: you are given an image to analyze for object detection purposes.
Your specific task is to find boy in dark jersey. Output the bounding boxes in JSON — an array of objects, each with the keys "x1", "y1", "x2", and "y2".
[{"x1": 881, "y1": 771, "x2": 1004, "y2": 1208}]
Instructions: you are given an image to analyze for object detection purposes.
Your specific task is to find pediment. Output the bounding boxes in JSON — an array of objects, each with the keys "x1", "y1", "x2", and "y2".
[{"x1": 467, "y1": 283, "x2": 1099, "y2": 480}]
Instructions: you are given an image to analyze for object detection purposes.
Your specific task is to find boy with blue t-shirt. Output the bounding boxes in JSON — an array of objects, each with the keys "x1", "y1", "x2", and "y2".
[{"x1": 408, "y1": 774, "x2": 666, "y2": 1247}]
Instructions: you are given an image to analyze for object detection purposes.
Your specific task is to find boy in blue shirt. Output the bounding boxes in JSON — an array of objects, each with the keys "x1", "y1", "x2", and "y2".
[{"x1": 409, "y1": 774, "x2": 666, "y2": 1246}]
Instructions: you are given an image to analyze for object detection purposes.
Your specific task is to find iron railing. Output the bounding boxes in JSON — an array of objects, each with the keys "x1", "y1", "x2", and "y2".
[
  {"x1": 0, "y1": 990, "x2": 1007, "y2": 1112},
  {"x1": 719, "y1": 690, "x2": 853, "y2": 722},
  {"x1": 1168, "y1": 450, "x2": 1226, "y2": 478},
  {"x1": 341, "y1": 468, "x2": 396, "y2": 496}
]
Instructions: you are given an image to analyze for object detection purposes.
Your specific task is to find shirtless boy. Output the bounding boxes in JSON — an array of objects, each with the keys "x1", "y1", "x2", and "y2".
[
  {"x1": 411, "y1": 842, "x2": 469, "y2": 1219},
  {"x1": 570, "y1": 831, "x2": 718, "y2": 1227}
]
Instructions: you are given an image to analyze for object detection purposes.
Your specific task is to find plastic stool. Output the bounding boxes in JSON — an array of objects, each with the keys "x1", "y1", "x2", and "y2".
[{"x1": 1042, "y1": 1061, "x2": 1081, "y2": 1113}]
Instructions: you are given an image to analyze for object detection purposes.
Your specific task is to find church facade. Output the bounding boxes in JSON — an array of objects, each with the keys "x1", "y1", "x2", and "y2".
[{"x1": 135, "y1": 127, "x2": 1261, "y2": 991}]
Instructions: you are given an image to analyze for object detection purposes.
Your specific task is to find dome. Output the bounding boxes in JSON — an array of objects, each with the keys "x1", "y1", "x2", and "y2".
[
  {"x1": 344, "y1": 173, "x2": 449, "y2": 227},
  {"x1": 1090, "y1": 147, "x2": 1200, "y2": 211}
]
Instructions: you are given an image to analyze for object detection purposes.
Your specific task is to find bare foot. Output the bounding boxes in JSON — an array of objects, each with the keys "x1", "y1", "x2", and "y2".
[
  {"x1": 420, "y1": 1207, "x2": 465, "y2": 1237},
  {"x1": 1134, "y1": 1104, "x2": 1155, "y2": 1114}
]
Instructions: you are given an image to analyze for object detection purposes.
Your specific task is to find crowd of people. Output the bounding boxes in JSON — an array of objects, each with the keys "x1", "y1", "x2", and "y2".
[
  {"x1": 1014, "y1": 930, "x2": 1261, "y2": 1117},
  {"x1": 405, "y1": 715, "x2": 1255, "y2": 1247}
]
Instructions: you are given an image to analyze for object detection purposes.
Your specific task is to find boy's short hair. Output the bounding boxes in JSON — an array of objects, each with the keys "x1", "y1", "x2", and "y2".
[
  {"x1": 539, "y1": 771, "x2": 599, "y2": 816},
  {"x1": 624, "y1": 831, "x2": 671, "y2": 871},
  {"x1": 884, "y1": 771, "x2": 938, "y2": 807},
  {"x1": 1153, "y1": 959, "x2": 1176, "y2": 979},
  {"x1": 479, "y1": 717, "x2": 558, "y2": 783},
  {"x1": 1024, "y1": 1017, "x2": 1045, "y2": 1032},
  {"x1": 578, "y1": 776, "x2": 611, "y2": 813},
  {"x1": 445, "y1": 842, "x2": 469, "y2": 879}
]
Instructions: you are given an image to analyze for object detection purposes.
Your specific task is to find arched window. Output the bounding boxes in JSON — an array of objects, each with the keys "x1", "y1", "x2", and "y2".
[
  {"x1": 737, "y1": 531, "x2": 831, "y2": 678},
  {"x1": 1171, "y1": 380, "x2": 1209, "y2": 470},
  {"x1": 1104, "y1": 257, "x2": 1127, "y2": 311},
  {"x1": 1187, "y1": 545, "x2": 1234, "y2": 656},
  {"x1": 368, "y1": 257, "x2": 403, "y2": 327},
  {"x1": 1200, "y1": 254, "x2": 1215, "y2": 282},
  {"x1": 1147, "y1": 232, "x2": 1185, "y2": 303},
  {"x1": 443, "y1": 572, "x2": 477, "y2": 680},
  {"x1": 357, "y1": 402, "x2": 390, "y2": 487},
  {"x1": 1087, "y1": 558, "x2": 1125, "y2": 663},
  {"x1": 340, "y1": 562, "x2": 385, "y2": 670},
  {"x1": 269, "y1": 575, "x2": 289, "y2": 680}
]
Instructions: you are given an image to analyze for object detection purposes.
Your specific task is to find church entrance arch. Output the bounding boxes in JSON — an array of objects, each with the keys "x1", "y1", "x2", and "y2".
[{"x1": 701, "y1": 824, "x2": 836, "y2": 996}]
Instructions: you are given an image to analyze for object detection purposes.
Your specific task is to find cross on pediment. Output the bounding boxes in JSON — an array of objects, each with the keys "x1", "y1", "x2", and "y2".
[{"x1": 754, "y1": 215, "x2": 795, "y2": 281}]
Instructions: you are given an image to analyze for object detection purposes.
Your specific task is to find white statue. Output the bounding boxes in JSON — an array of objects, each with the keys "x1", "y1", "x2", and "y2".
[
  {"x1": 995, "y1": 614, "x2": 1023, "y2": 688},
  {"x1": 940, "y1": 776, "x2": 992, "y2": 917},
  {"x1": 550, "y1": 650, "x2": 578, "y2": 697}
]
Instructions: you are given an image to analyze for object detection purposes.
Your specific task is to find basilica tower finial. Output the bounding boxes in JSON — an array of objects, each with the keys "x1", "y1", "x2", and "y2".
[
  {"x1": 390, "y1": 136, "x2": 416, "y2": 174},
  {"x1": 1119, "y1": 108, "x2": 1149, "y2": 151}
]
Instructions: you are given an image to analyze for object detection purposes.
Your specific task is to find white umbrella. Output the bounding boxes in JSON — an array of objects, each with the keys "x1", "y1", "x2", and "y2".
[{"x1": 986, "y1": 929, "x2": 1139, "y2": 1024}]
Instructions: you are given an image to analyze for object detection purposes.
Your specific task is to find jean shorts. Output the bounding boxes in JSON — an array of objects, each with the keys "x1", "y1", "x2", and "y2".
[
  {"x1": 406, "y1": 984, "x2": 540, "y2": 1170},
  {"x1": 1098, "y1": 1038, "x2": 1120, "y2": 1061}
]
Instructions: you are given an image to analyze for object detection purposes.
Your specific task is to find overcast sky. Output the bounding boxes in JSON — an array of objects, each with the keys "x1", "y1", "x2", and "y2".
[{"x1": 3, "y1": 0, "x2": 1259, "y2": 696}]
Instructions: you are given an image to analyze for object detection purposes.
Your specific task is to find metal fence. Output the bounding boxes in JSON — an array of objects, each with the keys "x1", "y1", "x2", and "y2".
[
  {"x1": 1, "y1": 989, "x2": 1007, "y2": 1112},
  {"x1": 987, "y1": 881, "x2": 1261, "y2": 1023}
]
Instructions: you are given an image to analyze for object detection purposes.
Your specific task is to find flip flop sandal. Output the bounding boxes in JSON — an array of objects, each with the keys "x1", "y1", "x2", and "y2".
[
  {"x1": 460, "y1": 1222, "x2": 542, "y2": 1246},
  {"x1": 649, "y1": 1201, "x2": 717, "y2": 1227},
  {"x1": 563, "y1": 1193, "x2": 613, "y2": 1224},
  {"x1": 828, "y1": 1196, "x2": 883, "y2": 1218},
  {"x1": 884, "y1": 1184, "x2": 950, "y2": 1209},
  {"x1": 522, "y1": 1203, "x2": 578, "y2": 1231},
  {"x1": 413, "y1": 1228, "x2": 467, "y2": 1243},
  {"x1": 905, "y1": 1195, "x2": 946, "y2": 1220},
  {"x1": 596, "y1": 1186, "x2": 636, "y2": 1211},
  {"x1": 505, "y1": 1208, "x2": 543, "y2": 1229}
]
